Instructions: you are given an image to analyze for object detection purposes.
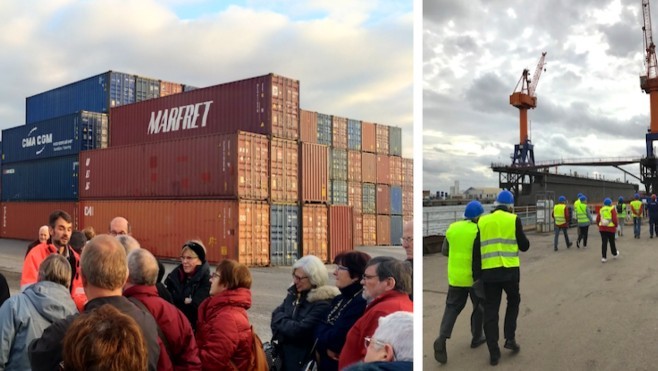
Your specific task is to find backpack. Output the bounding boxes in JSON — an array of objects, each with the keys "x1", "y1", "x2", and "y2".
[{"x1": 232, "y1": 326, "x2": 269, "y2": 371}]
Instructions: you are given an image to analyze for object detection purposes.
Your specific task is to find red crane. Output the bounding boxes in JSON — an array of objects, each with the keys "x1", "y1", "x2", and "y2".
[{"x1": 509, "y1": 52, "x2": 547, "y2": 144}]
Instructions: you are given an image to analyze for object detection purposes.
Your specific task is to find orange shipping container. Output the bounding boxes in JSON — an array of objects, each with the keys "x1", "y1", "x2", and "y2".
[
  {"x1": 332, "y1": 116, "x2": 348, "y2": 149},
  {"x1": 78, "y1": 200, "x2": 270, "y2": 266},
  {"x1": 390, "y1": 156, "x2": 402, "y2": 186},
  {"x1": 348, "y1": 181, "x2": 363, "y2": 214},
  {"x1": 377, "y1": 215, "x2": 391, "y2": 245},
  {"x1": 402, "y1": 186, "x2": 413, "y2": 216},
  {"x1": 270, "y1": 138, "x2": 299, "y2": 203},
  {"x1": 362, "y1": 214, "x2": 377, "y2": 246},
  {"x1": 160, "y1": 81, "x2": 183, "y2": 97},
  {"x1": 329, "y1": 205, "x2": 353, "y2": 262},
  {"x1": 1, "y1": 202, "x2": 78, "y2": 240},
  {"x1": 375, "y1": 124, "x2": 389, "y2": 154},
  {"x1": 376, "y1": 155, "x2": 391, "y2": 185},
  {"x1": 299, "y1": 109, "x2": 318, "y2": 143},
  {"x1": 362, "y1": 121, "x2": 376, "y2": 153},
  {"x1": 347, "y1": 150, "x2": 362, "y2": 182},
  {"x1": 300, "y1": 143, "x2": 329, "y2": 203},
  {"x1": 353, "y1": 213, "x2": 363, "y2": 247},
  {"x1": 362, "y1": 152, "x2": 377, "y2": 184},
  {"x1": 402, "y1": 158, "x2": 413, "y2": 188},
  {"x1": 377, "y1": 184, "x2": 391, "y2": 214},
  {"x1": 302, "y1": 204, "x2": 328, "y2": 262}
]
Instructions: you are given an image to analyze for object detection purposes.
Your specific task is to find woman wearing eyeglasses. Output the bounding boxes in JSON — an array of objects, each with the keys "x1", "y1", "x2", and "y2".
[
  {"x1": 313, "y1": 251, "x2": 371, "y2": 371},
  {"x1": 196, "y1": 259, "x2": 254, "y2": 370},
  {"x1": 164, "y1": 240, "x2": 211, "y2": 330},
  {"x1": 270, "y1": 255, "x2": 339, "y2": 371}
]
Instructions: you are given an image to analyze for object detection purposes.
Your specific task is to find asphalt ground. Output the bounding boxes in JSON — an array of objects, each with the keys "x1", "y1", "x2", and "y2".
[
  {"x1": 0, "y1": 239, "x2": 406, "y2": 342},
  {"x1": 423, "y1": 220, "x2": 658, "y2": 370}
]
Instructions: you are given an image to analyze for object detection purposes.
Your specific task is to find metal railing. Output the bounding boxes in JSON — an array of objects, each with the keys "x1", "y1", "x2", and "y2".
[{"x1": 423, "y1": 206, "x2": 537, "y2": 236}]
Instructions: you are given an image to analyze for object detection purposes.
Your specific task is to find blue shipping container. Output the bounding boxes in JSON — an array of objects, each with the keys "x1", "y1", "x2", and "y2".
[
  {"x1": 136, "y1": 76, "x2": 160, "y2": 102},
  {"x1": 390, "y1": 215, "x2": 403, "y2": 246},
  {"x1": 331, "y1": 180, "x2": 348, "y2": 205},
  {"x1": 26, "y1": 71, "x2": 136, "y2": 124},
  {"x1": 2, "y1": 111, "x2": 108, "y2": 164},
  {"x1": 391, "y1": 186, "x2": 403, "y2": 215},
  {"x1": 347, "y1": 119, "x2": 362, "y2": 150},
  {"x1": 317, "y1": 113, "x2": 332, "y2": 146},
  {"x1": 1, "y1": 156, "x2": 79, "y2": 201},
  {"x1": 270, "y1": 204, "x2": 300, "y2": 266},
  {"x1": 330, "y1": 148, "x2": 347, "y2": 181},
  {"x1": 389, "y1": 126, "x2": 402, "y2": 156}
]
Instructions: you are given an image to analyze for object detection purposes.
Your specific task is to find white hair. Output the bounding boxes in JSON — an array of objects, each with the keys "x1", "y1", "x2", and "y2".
[
  {"x1": 116, "y1": 235, "x2": 141, "y2": 254},
  {"x1": 292, "y1": 255, "x2": 328, "y2": 288},
  {"x1": 372, "y1": 311, "x2": 414, "y2": 361}
]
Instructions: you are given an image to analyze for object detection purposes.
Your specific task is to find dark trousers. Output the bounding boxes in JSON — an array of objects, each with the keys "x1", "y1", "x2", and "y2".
[
  {"x1": 553, "y1": 227, "x2": 570, "y2": 249},
  {"x1": 439, "y1": 286, "x2": 484, "y2": 340},
  {"x1": 483, "y1": 281, "x2": 520, "y2": 352},
  {"x1": 600, "y1": 231, "x2": 618, "y2": 258},
  {"x1": 577, "y1": 226, "x2": 589, "y2": 246},
  {"x1": 650, "y1": 217, "x2": 658, "y2": 237}
]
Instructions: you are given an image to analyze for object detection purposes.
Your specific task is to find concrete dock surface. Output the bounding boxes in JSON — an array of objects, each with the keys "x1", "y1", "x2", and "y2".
[{"x1": 423, "y1": 223, "x2": 658, "y2": 370}]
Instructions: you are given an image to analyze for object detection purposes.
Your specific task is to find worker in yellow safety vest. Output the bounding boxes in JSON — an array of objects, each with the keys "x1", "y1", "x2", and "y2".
[
  {"x1": 630, "y1": 193, "x2": 643, "y2": 239},
  {"x1": 575, "y1": 195, "x2": 593, "y2": 248},
  {"x1": 616, "y1": 196, "x2": 627, "y2": 237},
  {"x1": 433, "y1": 200, "x2": 486, "y2": 365},
  {"x1": 472, "y1": 190, "x2": 530, "y2": 366},
  {"x1": 552, "y1": 196, "x2": 573, "y2": 251},
  {"x1": 597, "y1": 197, "x2": 619, "y2": 263}
]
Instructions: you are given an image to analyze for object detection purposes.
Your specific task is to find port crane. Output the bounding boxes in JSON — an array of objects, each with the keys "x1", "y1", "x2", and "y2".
[
  {"x1": 640, "y1": 0, "x2": 658, "y2": 193},
  {"x1": 509, "y1": 52, "x2": 547, "y2": 166}
]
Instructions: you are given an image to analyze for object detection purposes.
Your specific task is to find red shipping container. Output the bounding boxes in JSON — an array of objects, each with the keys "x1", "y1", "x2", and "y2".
[
  {"x1": 390, "y1": 156, "x2": 402, "y2": 186},
  {"x1": 302, "y1": 204, "x2": 328, "y2": 262},
  {"x1": 362, "y1": 214, "x2": 377, "y2": 246},
  {"x1": 329, "y1": 205, "x2": 353, "y2": 262},
  {"x1": 376, "y1": 184, "x2": 391, "y2": 214},
  {"x1": 376, "y1": 155, "x2": 391, "y2": 185},
  {"x1": 362, "y1": 152, "x2": 377, "y2": 184},
  {"x1": 375, "y1": 124, "x2": 389, "y2": 154},
  {"x1": 1, "y1": 202, "x2": 78, "y2": 240},
  {"x1": 270, "y1": 138, "x2": 299, "y2": 203},
  {"x1": 111, "y1": 73, "x2": 300, "y2": 145},
  {"x1": 362, "y1": 122, "x2": 376, "y2": 153},
  {"x1": 377, "y1": 215, "x2": 391, "y2": 245},
  {"x1": 300, "y1": 109, "x2": 318, "y2": 143},
  {"x1": 332, "y1": 116, "x2": 348, "y2": 149},
  {"x1": 353, "y1": 212, "x2": 363, "y2": 247},
  {"x1": 160, "y1": 81, "x2": 183, "y2": 97},
  {"x1": 348, "y1": 181, "x2": 363, "y2": 214},
  {"x1": 300, "y1": 143, "x2": 329, "y2": 203},
  {"x1": 401, "y1": 157, "x2": 413, "y2": 188},
  {"x1": 80, "y1": 132, "x2": 269, "y2": 200},
  {"x1": 78, "y1": 200, "x2": 270, "y2": 266},
  {"x1": 347, "y1": 150, "x2": 362, "y2": 182},
  {"x1": 402, "y1": 186, "x2": 413, "y2": 216}
]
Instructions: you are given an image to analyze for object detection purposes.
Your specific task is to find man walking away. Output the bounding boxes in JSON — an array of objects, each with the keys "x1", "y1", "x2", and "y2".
[
  {"x1": 597, "y1": 198, "x2": 620, "y2": 263},
  {"x1": 647, "y1": 195, "x2": 658, "y2": 238},
  {"x1": 552, "y1": 196, "x2": 572, "y2": 251},
  {"x1": 575, "y1": 195, "x2": 593, "y2": 248},
  {"x1": 616, "y1": 197, "x2": 627, "y2": 237},
  {"x1": 630, "y1": 194, "x2": 643, "y2": 238}
]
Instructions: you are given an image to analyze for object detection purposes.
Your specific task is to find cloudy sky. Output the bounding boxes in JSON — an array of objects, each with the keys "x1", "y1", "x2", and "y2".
[
  {"x1": 424, "y1": 0, "x2": 653, "y2": 194},
  {"x1": 0, "y1": 0, "x2": 412, "y2": 156}
]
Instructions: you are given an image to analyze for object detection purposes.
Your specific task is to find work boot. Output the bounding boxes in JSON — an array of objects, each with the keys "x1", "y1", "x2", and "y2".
[
  {"x1": 434, "y1": 337, "x2": 447, "y2": 364},
  {"x1": 504, "y1": 339, "x2": 521, "y2": 352},
  {"x1": 567, "y1": 242, "x2": 573, "y2": 248},
  {"x1": 471, "y1": 335, "x2": 486, "y2": 348},
  {"x1": 489, "y1": 347, "x2": 501, "y2": 366}
]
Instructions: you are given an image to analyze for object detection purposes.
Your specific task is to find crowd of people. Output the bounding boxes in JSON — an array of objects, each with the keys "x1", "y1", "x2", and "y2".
[{"x1": 0, "y1": 210, "x2": 414, "y2": 370}]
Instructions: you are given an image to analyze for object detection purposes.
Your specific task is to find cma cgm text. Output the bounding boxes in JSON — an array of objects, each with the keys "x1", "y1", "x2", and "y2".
[
  {"x1": 147, "y1": 101, "x2": 213, "y2": 134},
  {"x1": 22, "y1": 133, "x2": 53, "y2": 148}
]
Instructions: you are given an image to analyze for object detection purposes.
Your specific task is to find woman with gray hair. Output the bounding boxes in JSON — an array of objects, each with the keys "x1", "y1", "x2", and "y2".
[{"x1": 271, "y1": 255, "x2": 339, "y2": 371}]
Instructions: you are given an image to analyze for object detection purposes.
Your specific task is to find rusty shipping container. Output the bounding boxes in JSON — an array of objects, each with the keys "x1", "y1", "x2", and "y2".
[
  {"x1": 402, "y1": 186, "x2": 413, "y2": 216},
  {"x1": 362, "y1": 214, "x2": 377, "y2": 246},
  {"x1": 402, "y1": 158, "x2": 413, "y2": 188},
  {"x1": 376, "y1": 215, "x2": 391, "y2": 245},
  {"x1": 376, "y1": 184, "x2": 391, "y2": 215},
  {"x1": 347, "y1": 150, "x2": 362, "y2": 182},
  {"x1": 332, "y1": 115, "x2": 348, "y2": 149},
  {"x1": 388, "y1": 126, "x2": 402, "y2": 156},
  {"x1": 389, "y1": 156, "x2": 402, "y2": 186},
  {"x1": 1, "y1": 202, "x2": 78, "y2": 240},
  {"x1": 353, "y1": 213, "x2": 363, "y2": 247},
  {"x1": 362, "y1": 121, "x2": 376, "y2": 153},
  {"x1": 270, "y1": 138, "x2": 299, "y2": 203},
  {"x1": 299, "y1": 109, "x2": 318, "y2": 143},
  {"x1": 80, "y1": 132, "x2": 269, "y2": 200},
  {"x1": 79, "y1": 200, "x2": 270, "y2": 266},
  {"x1": 362, "y1": 183, "x2": 376, "y2": 214},
  {"x1": 160, "y1": 81, "x2": 183, "y2": 97},
  {"x1": 375, "y1": 124, "x2": 389, "y2": 154},
  {"x1": 300, "y1": 143, "x2": 329, "y2": 203},
  {"x1": 110, "y1": 73, "x2": 300, "y2": 145},
  {"x1": 348, "y1": 181, "x2": 362, "y2": 214},
  {"x1": 376, "y1": 154, "x2": 390, "y2": 185},
  {"x1": 302, "y1": 204, "x2": 328, "y2": 262},
  {"x1": 330, "y1": 148, "x2": 347, "y2": 181},
  {"x1": 328, "y1": 205, "x2": 353, "y2": 262},
  {"x1": 362, "y1": 152, "x2": 377, "y2": 184}
]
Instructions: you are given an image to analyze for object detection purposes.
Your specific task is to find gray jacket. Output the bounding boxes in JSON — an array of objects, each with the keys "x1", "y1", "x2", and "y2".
[{"x1": 0, "y1": 281, "x2": 77, "y2": 370}]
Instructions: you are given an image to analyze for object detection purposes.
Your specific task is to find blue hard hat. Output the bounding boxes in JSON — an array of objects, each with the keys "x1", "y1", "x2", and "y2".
[
  {"x1": 577, "y1": 193, "x2": 583, "y2": 198},
  {"x1": 464, "y1": 200, "x2": 485, "y2": 219},
  {"x1": 604, "y1": 198, "x2": 612, "y2": 206},
  {"x1": 558, "y1": 196, "x2": 566, "y2": 203},
  {"x1": 496, "y1": 190, "x2": 514, "y2": 204},
  {"x1": 579, "y1": 196, "x2": 586, "y2": 202},
  {"x1": 618, "y1": 196, "x2": 624, "y2": 202},
  {"x1": 635, "y1": 193, "x2": 640, "y2": 199}
]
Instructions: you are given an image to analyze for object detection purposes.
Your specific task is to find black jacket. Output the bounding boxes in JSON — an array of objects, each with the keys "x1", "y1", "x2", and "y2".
[
  {"x1": 164, "y1": 262, "x2": 211, "y2": 330},
  {"x1": 28, "y1": 295, "x2": 161, "y2": 371},
  {"x1": 344, "y1": 361, "x2": 413, "y2": 371},
  {"x1": 0, "y1": 273, "x2": 8, "y2": 307},
  {"x1": 271, "y1": 284, "x2": 339, "y2": 371},
  {"x1": 314, "y1": 281, "x2": 367, "y2": 371}
]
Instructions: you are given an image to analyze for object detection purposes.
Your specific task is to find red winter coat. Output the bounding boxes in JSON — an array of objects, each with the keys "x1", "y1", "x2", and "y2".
[
  {"x1": 123, "y1": 285, "x2": 202, "y2": 371},
  {"x1": 338, "y1": 290, "x2": 413, "y2": 370},
  {"x1": 196, "y1": 287, "x2": 253, "y2": 371}
]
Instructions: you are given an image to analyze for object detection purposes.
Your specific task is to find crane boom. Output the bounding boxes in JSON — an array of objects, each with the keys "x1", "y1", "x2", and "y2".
[
  {"x1": 528, "y1": 52, "x2": 547, "y2": 96},
  {"x1": 643, "y1": 0, "x2": 658, "y2": 79}
]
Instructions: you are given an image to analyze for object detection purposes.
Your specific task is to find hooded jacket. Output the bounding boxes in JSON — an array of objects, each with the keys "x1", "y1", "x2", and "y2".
[
  {"x1": 0, "y1": 281, "x2": 77, "y2": 371},
  {"x1": 165, "y1": 262, "x2": 211, "y2": 330},
  {"x1": 271, "y1": 284, "x2": 339, "y2": 371},
  {"x1": 196, "y1": 287, "x2": 253, "y2": 371}
]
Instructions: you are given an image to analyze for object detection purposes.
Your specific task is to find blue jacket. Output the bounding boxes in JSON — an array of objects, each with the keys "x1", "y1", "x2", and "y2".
[
  {"x1": 0, "y1": 281, "x2": 77, "y2": 371},
  {"x1": 647, "y1": 199, "x2": 658, "y2": 219},
  {"x1": 344, "y1": 361, "x2": 413, "y2": 371}
]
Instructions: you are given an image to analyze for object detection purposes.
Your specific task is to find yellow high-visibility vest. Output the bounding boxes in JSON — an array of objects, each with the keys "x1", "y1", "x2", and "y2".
[
  {"x1": 554, "y1": 204, "x2": 566, "y2": 225},
  {"x1": 599, "y1": 206, "x2": 616, "y2": 228},
  {"x1": 477, "y1": 210, "x2": 520, "y2": 270},
  {"x1": 445, "y1": 220, "x2": 478, "y2": 287}
]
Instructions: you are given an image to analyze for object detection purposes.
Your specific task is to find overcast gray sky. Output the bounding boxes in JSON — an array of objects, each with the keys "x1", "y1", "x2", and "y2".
[
  {"x1": 0, "y1": 0, "x2": 412, "y2": 156},
  {"x1": 424, "y1": 0, "x2": 650, "y2": 194}
]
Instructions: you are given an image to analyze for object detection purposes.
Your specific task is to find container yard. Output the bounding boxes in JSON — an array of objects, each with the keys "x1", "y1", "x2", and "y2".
[{"x1": 2, "y1": 70, "x2": 413, "y2": 266}]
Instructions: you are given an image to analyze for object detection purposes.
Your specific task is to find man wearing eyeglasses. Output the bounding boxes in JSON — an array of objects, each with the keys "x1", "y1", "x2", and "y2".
[{"x1": 338, "y1": 256, "x2": 413, "y2": 370}]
